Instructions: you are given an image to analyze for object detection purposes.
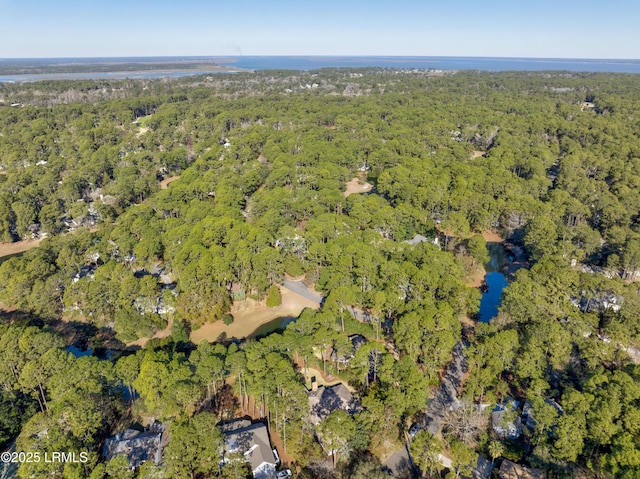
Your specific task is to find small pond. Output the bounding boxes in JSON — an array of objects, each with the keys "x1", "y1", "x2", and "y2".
[
  {"x1": 248, "y1": 316, "x2": 297, "y2": 339},
  {"x1": 478, "y1": 242, "x2": 512, "y2": 322},
  {"x1": 478, "y1": 272, "x2": 509, "y2": 322},
  {"x1": 66, "y1": 345, "x2": 113, "y2": 360},
  {"x1": 66, "y1": 345, "x2": 94, "y2": 357}
]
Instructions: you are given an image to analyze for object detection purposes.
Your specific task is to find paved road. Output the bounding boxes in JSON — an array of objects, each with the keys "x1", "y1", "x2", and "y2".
[{"x1": 282, "y1": 279, "x2": 323, "y2": 304}]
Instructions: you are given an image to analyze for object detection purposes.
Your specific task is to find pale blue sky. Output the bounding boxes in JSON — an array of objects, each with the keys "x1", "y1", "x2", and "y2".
[{"x1": 1, "y1": 0, "x2": 638, "y2": 58}]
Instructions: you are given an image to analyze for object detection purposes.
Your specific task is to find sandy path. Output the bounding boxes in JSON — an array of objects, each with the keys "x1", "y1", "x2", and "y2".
[
  {"x1": 159, "y1": 175, "x2": 180, "y2": 189},
  {"x1": 190, "y1": 287, "x2": 319, "y2": 344},
  {"x1": 344, "y1": 177, "x2": 373, "y2": 197},
  {"x1": 0, "y1": 238, "x2": 43, "y2": 259}
]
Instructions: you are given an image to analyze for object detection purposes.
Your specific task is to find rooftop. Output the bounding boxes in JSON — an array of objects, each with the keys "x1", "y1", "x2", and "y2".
[
  {"x1": 308, "y1": 383, "x2": 360, "y2": 425},
  {"x1": 222, "y1": 420, "x2": 277, "y2": 479},
  {"x1": 498, "y1": 459, "x2": 546, "y2": 479},
  {"x1": 492, "y1": 399, "x2": 522, "y2": 440},
  {"x1": 102, "y1": 422, "x2": 168, "y2": 468}
]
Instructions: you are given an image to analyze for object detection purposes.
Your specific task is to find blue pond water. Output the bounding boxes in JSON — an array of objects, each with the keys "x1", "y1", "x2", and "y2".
[
  {"x1": 478, "y1": 243, "x2": 511, "y2": 322},
  {"x1": 478, "y1": 271, "x2": 509, "y2": 322},
  {"x1": 66, "y1": 345, "x2": 113, "y2": 360},
  {"x1": 66, "y1": 345, "x2": 93, "y2": 357}
]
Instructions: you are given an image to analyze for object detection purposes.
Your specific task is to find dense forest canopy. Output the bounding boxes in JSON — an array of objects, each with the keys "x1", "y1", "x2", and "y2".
[{"x1": 1, "y1": 69, "x2": 640, "y2": 478}]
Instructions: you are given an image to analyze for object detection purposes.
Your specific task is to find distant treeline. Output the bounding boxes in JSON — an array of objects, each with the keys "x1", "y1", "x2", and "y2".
[{"x1": 0, "y1": 59, "x2": 229, "y2": 76}]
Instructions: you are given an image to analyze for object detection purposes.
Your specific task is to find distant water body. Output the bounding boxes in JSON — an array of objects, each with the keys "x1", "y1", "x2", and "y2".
[
  {"x1": 1, "y1": 56, "x2": 640, "y2": 82},
  {"x1": 215, "y1": 56, "x2": 640, "y2": 74}
]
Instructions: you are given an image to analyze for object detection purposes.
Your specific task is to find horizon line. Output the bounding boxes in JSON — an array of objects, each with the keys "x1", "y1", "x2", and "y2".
[{"x1": 1, "y1": 55, "x2": 639, "y2": 62}]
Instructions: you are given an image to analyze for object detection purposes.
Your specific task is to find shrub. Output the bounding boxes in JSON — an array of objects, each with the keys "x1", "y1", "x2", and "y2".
[{"x1": 266, "y1": 285, "x2": 282, "y2": 307}]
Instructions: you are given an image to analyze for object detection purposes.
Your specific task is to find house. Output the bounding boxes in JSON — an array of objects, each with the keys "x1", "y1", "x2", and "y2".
[
  {"x1": 404, "y1": 234, "x2": 439, "y2": 247},
  {"x1": 330, "y1": 334, "x2": 367, "y2": 366},
  {"x1": 569, "y1": 291, "x2": 623, "y2": 313},
  {"x1": 492, "y1": 399, "x2": 522, "y2": 439},
  {"x1": 521, "y1": 401, "x2": 535, "y2": 430},
  {"x1": 405, "y1": 233, "x2": 440, "y2": 248},
  {"x1": 498, "y1": 459, "x2": 546, "y2": 479},
  {"x1": 522, "y1": 399, "x2": 563, "y2": 430},
  {"x1": 405, "y1": 234, "x2": 430, "y2": 245},
  {"x1": 383, "y1": 447, "x2": 413, "y2": 477},
  {"x1": 308, "y1": 383, "x2": 361, "y2": 425},
  {"x1": 221, "y1": 419, "x2": 278, "y2": 479},
  {"x1": 102, "y1": 422, "x2": 169, "y2": 468},
  {"x1": 462, "y1": 455, "x2": 493, "y2": 479}
]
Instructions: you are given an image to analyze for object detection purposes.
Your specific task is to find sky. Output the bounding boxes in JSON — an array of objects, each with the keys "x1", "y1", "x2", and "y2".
[{"x1": 1, "y1": 0, "x2": 638, "y2": 59}]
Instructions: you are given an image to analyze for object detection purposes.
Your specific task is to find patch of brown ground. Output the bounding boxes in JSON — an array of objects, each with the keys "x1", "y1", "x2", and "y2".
[
  {"x1": 0, "y1": 302, "x2": 16, "y2": 313},
  {"x1": 343, "y1": 177, "x2": 373, "y2": 197},
  {"x1": 190, "y1": 286, "x2": 319, "y2": 344},
  {"x1": 471, "y1": 151, "x2": 486, "y2": 159},
  {"x1": 159, "y1": 175, "x2": 180, "y2": 189},
  {"x1": 436, "y1": 227, "x2": 504, "y2": 243},
  {"x1": 460, "y1": 314, "x2": 477, "y2": 328},
  {"x1": 0, "y1": 238, "x2": 43, "y2": 259},
  {"x1": 268, "y1": 425, "x2": 295, "y2": 466},
  {"x1": 481, "y1": 230, "x2": 503, "y2": 242},
  {"x1": 466, "y1": 266, "x2": 486, "y2": 288}
]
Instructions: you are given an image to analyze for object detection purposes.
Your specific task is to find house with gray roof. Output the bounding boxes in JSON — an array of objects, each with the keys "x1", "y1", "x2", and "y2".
[
  {"x1": 492, "y1": 399, "x2": 522, "y2": 439},
  {"x1": 522, "y1": 398, "x2": 563, "y2": 430},
  {"x1": 498, "y1": 459, "x2": 546, "y2": 479},
  {"x1": 330, "y1": 334, "x2": 367, "y2": 366},
  {"x1": 462, "y1": 455, "x2": 493, "y2": 479},
  {"x1": 308, "y1": 383, "x2": 361, "y2": 426},
  {"x1": 221, "y1": 419, "x2": 278, "y2": 479},
  {"x1": 102, "y1": 422, "x2": 169, "y2": 468},
  {"x1": 404, "y1": 234, "x2": 440, "y2": 247}
]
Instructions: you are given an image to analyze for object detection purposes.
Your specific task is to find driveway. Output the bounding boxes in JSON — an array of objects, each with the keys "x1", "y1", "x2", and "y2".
[{"x1": 282, "y1": 279, "x2": 323, "y2": 304}]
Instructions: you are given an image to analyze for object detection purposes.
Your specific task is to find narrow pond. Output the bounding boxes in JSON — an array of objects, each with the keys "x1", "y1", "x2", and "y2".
[{"x1": 478, "y1": 242, "x2": 511, "y2": 322}]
